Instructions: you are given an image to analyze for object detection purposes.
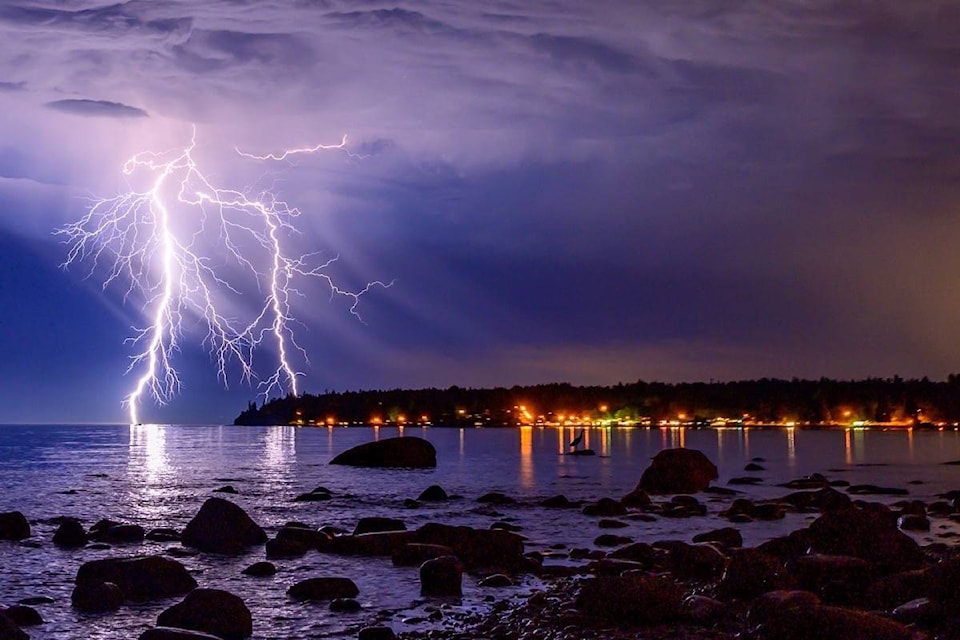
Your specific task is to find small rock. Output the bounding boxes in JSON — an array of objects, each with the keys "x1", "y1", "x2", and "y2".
[
  {"x1": 597, "y1": 519, "x2": 628, "y2": 529},
  {"x1": 2, "y1": 605, "x2": 42, "y2": 626},
  {"x1": 479, "y1": 574, "x2": 513, "y2": 588},
  {"x1": 354, "y1": 517, "x2": 406, "y2": 536},
  {"x1": 214, "y1": 485, "x2": 238, "y2": 494},
  {"x1": 241, "y1": 561, "x2": 276, "y2": 577},
  {"x1": 329, "y1": 598, "x2": 361, "y2": 612},
  {"x1": 420, "y1": 555, "x2": 463, "y2": 597},
  {"x1": 288, "y1": 577, "x2": 359, "y2": 601},
  {"x1": 53, "y1": 519, "x2": 88, "y2": 548},
  {"x1": 71, "y1": 580, "x2": 124, "y2": 612},
  {"x1": 418, "y1": 485, "x2": 448, "y2": 502},
  {"x1": 692, "y1": 526, "x2": 742, "y2": 549},
  {"x1": 358, "y1": 627, "x2": 396, "y2": 640},
  {"x1": 477, "y1": 492, "x2": 516, "y2": 505},
  {"x1": 0, "y1": 512, "x2": 30, "y2": 540}
]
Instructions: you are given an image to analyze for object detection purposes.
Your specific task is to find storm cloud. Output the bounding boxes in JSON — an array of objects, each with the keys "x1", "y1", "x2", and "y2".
[{"x1": 1, "y1": 1, "x2": 959, "y2": 422}]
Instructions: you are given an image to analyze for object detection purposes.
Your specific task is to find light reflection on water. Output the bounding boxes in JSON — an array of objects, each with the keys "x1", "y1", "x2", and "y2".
[{"x1": 1, "y1": 424, "x2": 960, "y2": 639}]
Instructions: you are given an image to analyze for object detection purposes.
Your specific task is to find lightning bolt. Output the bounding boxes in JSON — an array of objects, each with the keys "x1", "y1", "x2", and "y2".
[{"x1": 58, "y1": 127, "x2": 389, "y2": 424}]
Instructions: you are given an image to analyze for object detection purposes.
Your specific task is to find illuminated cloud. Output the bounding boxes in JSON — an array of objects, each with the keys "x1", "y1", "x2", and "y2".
[{"x1": 46, "y1": 99, "x2": 149, "y2": 118}]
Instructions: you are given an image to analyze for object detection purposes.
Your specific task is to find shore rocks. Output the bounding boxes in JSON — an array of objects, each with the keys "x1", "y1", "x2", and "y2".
[
  {"x1": 756, "y1": 603, "x2": 911, "y2": 640},
  {"x1": 75, "y1": 555, "x2": 197, "y2": 603},
  {"x1": 719, "y1": 548, "x2": 794, "y2": 599},
  {"x1": 692, "y1": 526, "x2": 742, "y2": 549},
  {"x1": 181, "y1": 498, "x2": 267, "y2": 555},
  {"x1": 287, "y1": 577, "x2": 359, "y2": 602},
  {"x1": 157, "y1": 588, "x2": 252, "y2": 640},
  {"x1": 354, "y1": 517, "x2": 406, "y2": 536},
  {"x1": 0, "y1": 512, "x2": 30, "y2": 540},
  {"x1": 392, "y1": 543, "x2": 453, "y2": 567},
  {"x1": 805, "y1": 504, "x2": 924, "y2": 573},
  {"x1": 1, "y1": 606, "x2": 41, "y2": 628},
  {"x1": 414, "y1": 522, "x2": 525, "y2": 571},
  {"x1": 636, "y1": 448, "x2": 718, "y2": 494},
  {"x1": 330, "y1": 437, "x2": 436, "y2": 468},
  {"x1": 241, "y1": 561, "x2": 276, "y2": 577},
  {"x1": 575, "y1": 573, "x2": 683, "y2": 625},
  {"x1": 420, "y1": 555, "x2": 463, "y2": 597},
  {"x1": 71, "y1": 580, "x2": 124, "y2": 612},
  {"x1": 90, "y1": 523, "x2": 145, "y2": 544},
  {"x1": 0, "y1": 612, "x2": 28, "y2": 640}
]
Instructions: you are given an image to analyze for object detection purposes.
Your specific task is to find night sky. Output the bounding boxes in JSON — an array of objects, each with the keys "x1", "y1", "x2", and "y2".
[{"x1": 1, "y1": 2, "x2": 959, "y2": 424}]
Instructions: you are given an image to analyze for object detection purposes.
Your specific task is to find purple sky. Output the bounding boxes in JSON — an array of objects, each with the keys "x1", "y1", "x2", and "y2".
[{"x1": 1, "y1": 1, "x2": 959, "y2": 424}]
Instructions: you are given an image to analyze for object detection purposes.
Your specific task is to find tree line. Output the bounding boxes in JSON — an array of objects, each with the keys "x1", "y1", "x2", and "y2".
[{"x1": 234, "y1": 375, "x2": 960, "y2": 426}]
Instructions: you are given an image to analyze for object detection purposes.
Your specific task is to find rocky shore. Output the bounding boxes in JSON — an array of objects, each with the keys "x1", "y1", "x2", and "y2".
[{"x1": 2, "y1": 436, "x2": 960, "y2": 639}]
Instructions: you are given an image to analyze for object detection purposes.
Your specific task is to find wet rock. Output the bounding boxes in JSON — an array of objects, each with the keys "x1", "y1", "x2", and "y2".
[
  {"x1": 71, "y1": 580, "x2": 124, "y2": 612},
  {"x1": 392, "y1": 543, "x2": 454, "y2": 567},
  {"x1": 354, "y1": 517, "x2": 406, "y2": 536},
  {"x1": 758, "y1": 532, "x2": 812, "y2": 563},
  {"x1": 747, "y1": 590, "x2": 821, "y2": 627},
  {"x1": 582, "y1": 498, "x2": 627, "y2": 517},
  {"x1": 0, "y1": 512, "x2": 30, "y2": 540},
  {"x1": 358, "y1": 626, "x2": 396, "y2": 640},
  {"x1": 693, "y1": 527, "x2": 742, "y2": 549},
  {"x1": 293, "y1": 487, "x2": 331, "y2": 502},
  {"x1": 1, "y1": 606, "x2": 41, "y2": 627},
  {"x1": 265, "y1": 536, "x2": 308, "y2": 559},
  {"x1": 53, "y1": 519, "x2": 87, "y2": 548},
  {"x1": 575, "y1": 573, "x2": 683, "y2": 624},
  {"x1": 681, "y1": 594, "x2": 727, "y2": 623},
  {"x1": 728, "y1": 476, "x2": 764, "y2": 485},
  {"x1": 329, "y1": 436, "x2": 436, "y2": 468},
  {"x1": 847, "y1": 485, "x2": 909, "y2": 496},
  {"x1": 865, "y1": 569, "x2": 929, "y2": 610},
  {"x1": 90, "y1": 523, "x2": 145, "y2": 544},
  {"x1": 213, "y1": 485, "x2": 238, "y2": 494},
  {"x1": 744, "y1": 462, "x2": 766, "y2": 471},
  {"x1": 891, "y1": 597, "x2": 940, "y2": 624},
  {"x1": 166, "y1": 547, "x2": 199, "y2": 558},
  {"x1": 568, "y1": 448, "x2": 596, "y2": 456},
  {"x1": 181, "y1": 498, "x2": 267, "y2": 555},
  {"x1": 719, "y1": 548, "x2": 794, "y2": 599},
  {"x1": 0, "y1": 612, "x2": 28, "y2": 640},
  {"x1": 241, "y1": 561, "x2": 276, "y2": 577},
  {"x1": 329, "y1": 598, "x2": 361, "y2": 612},
  {"x1": 597, "y1": 519, "x2": 627, "y2": 529},
  {"x1": 288, "y1": 577, "x2": 359, "y2": 602},
  {"x1": 619, "y1": 488, "x2": 651, "y2": 508},
  {"x1": 479, "y1": 574, "x2": 513, "y2": 587},
  {"x1": 666, "y1": 542, "x2": 727, "y2": 580},
  {"x1": 477, "y1": 492, "x2": 516, "y2": 505},
  {"x1": 779, "y1": 473, "x2": 831, "y2": 490},
  {"x1": 790, "y1": 554, "x2": 875, "y2": 606},
  {"x1": 594, "y1": 534, "x2": 632, "y2": 547},
  {"x1": 420, "y1": 555, "x2": 463, "y2": 597},
  {"x1": 805, "y1": 504, "x2": 924, "y2": 573},
  {"x1": 157, "y1": 588, "x2": 252, "y2": 640},
  {"x1": 16, "y1": 598, "x2": 52, "y2": 606},
  {"x1": 146, "y1": 528, "x2": 181, "y2": 542},
  {"x1": 608, "y1": 542, "x2": 656, "y2": 565},
  {"x1": 75, "y1": 555, "x2": 197, "y2": 603},
  {"x1": 417, "y1": 485, "x2": 448, "y2": 502},
  {"x1": 927, "y1": 556, "x2": 960, "y2": 618},
  {"x1": 752, "y1": 503, "x2": 786, "y2": 520},
  {"x1": 403, "y1": 499, "x2": 420, "y2": 509},
  {"x1": 637, "y1": 448, "x2": 718, "y2": 494},
  {"x1": 139, "y1": 628, "x2": 224, "y2": 640},
  {"x1": 540, "y1": 494, "x2": 574, "y2": 508},
  {"x1": 414, "y1": 523, "x2": 525, "y2": 572},
  {"x1": 321, "y1": 530, "x2": 415, "y2": 557},
  {"x1": 756, "y1": 603, "x2": 911, "y2": 640}
]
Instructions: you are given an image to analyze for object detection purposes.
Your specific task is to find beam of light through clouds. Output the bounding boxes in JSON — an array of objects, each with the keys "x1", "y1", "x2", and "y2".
[{"x1": 58, "y1": 128, "x2": 389, "y2": 423}]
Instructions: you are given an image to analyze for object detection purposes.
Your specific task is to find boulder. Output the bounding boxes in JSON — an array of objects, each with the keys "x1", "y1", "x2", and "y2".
[
  {"x1": 479, "y1": 574, "x2": 513, "y2": 588},
  {"x1": 181, "y1": 498, "x2": 267, "y2": 555},
  {"x1": 53, "y1": 519, "x2": 88, "y2": 548},
  {"x1": 666, "y1": 542, "x2": 727, "y2": 580},
  {"x1": 865, "y1": 569, "x2": 929, "y2": 610},
  {"x1": 71, "y1": 580, "x2": 124, "y2": 612},
  {"x1": 320, "y1": 531, "x2": 415, "y2": 557},
  {"x1": 329, "y1": 437, "x2": 436, "y2": 468},
  {"x1": 790, "y1": 554, "x2": 875, "y2": 606},
  {"x1": 637, "y1": 448, "x2": 718, "y2": 494},
  {"x1": 146, "y1": 528, "x2": 181, "y2": 542},
  {"x1": 692, "y1": 527, "x2": 742, "y2": 549},
  {"x1": 0, "y1": 613, "x2": 28, "y2": 640},
  {"x1": 287, "y1": 577, "x2": 359, "y2": 602},
  {"x1": 329, "y1": 598, "x2": 361, "y2": 612},
  {"x1": 620, "y1": 488, "x2": 651, "y2": 508},
  {"x1": 420, "y1": 555, "x2": 463, "y2": 597},
  {"x1": 755, "y1": 603, "x2": 911, "y2": 640},
  {"x1": 354, "y1": 517, "x2": 406, "y2": 536},
  {"x1": 391, "y1": 543, "x2": 454, "y2": 567},
  {"x1": 682, "y1": 595, "x2": 727, "y2": 623},
  {"x1": 747, "y1": 590, "x2": 821, "y2": 627},
  {"x1": 139, "y1": 629, "x2": 223, "y2": 640},
  {"x1": 241, "y1": 561, "x2": 276, "y2": 577},
  {"x1": 575, "y1": 573, "x2": 683, "y2": 624},
  {"x1": 418, "y1": 485, "x2": 448, "y2": 501},
  {"x1": 582, "y1": 498, "x2": 627, "y2": 517},
  {"x1": 90, "y1": 523, "x2": 145, "y2": 544},
  {"x1": 477, "y1": 492, "x2": 516, "y2": 505},
  {"x1": 0, "y1": 512, "x2": 29, "y2": 540},
  {"x1": 540, "y1": 495, "x2": 575, "y2": 508},
  {"x1": 805, "y1": 504, "x2": 924, "y2": 573},
  {"x1": 414, "y1": 523, "x2": 525, "y2": 571},
  {"x1": 1, "y1": 606, "x2": 41, "y2": 627},
  {"x1": 75, "y1": 555, "x2": 197, "y2": 603},
  {"x1": 358, "y1": 627, "x2": 396, "y2": 640},
  {"x1": 156, "y1": 588, "x2": 252, "y2": 640},
  {"x1": 719, "y1": 548, "x2": 794, "y2": 600},
  {"x1": 608, "y1": 542, "x2": 656, "y2": 565}
]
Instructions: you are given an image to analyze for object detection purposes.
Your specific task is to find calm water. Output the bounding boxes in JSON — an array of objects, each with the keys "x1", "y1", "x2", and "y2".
[{"x1": 1, "y1": 424, "x2": 960, "y2": 638}]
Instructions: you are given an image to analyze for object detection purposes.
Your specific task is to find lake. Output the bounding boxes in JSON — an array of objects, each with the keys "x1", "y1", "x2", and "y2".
[{"x1": 1, "y1": 424, "x2": 959, "y2": 638}]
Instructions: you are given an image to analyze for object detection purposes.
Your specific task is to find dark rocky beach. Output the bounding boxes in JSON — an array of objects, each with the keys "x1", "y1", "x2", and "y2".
[{"x1": 3, "y1": 434, "x2": 960, "y2": 639}]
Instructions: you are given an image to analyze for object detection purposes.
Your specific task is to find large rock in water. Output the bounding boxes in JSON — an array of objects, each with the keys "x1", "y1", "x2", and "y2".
[
  {"x1": 75, "y1": 555, "x2": 197, "y2": 602},
  {"x1": 0, "y1": 612, "x2": 28, "y2": 640},
  {"x1": 0, "y1": 512, "x2": 30, "y2": 540},
  {"x1": 637, "y1": 448, "x2": 718, "y2": 494},
  {"x1": 157, "y1": 588, "x2": 252, "y2": 640},
  {"x1": 804, "y1": 503, "x2": 924, "y2": 573},
  {"x1": 330, "y1": 437, "x2": 436, "y2": 469},
  {"x1": 181, "y1": 498, "x2": 267, "y2": 555}
]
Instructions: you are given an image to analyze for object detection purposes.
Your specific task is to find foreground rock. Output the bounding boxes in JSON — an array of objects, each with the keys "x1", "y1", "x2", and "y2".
[
  {"x1": 181, "y1": 498, "x2": 267, "y2": 555},
  {"x1": 74, "y1": 555, "x2": 197, "y2": 603},
  {"x1": 575, "y1": 573, "x2": 683, "y2": 625},
  {"x1": 0, "y1": 612, "x2": 28, "y2": 640},
  {"x1": 157, "y1": 589, "x2": 252, "y2": 640},
  {"x1": 287, "y1": 577, "x2": 359, "y2": 602},
  {"x1": 636, "y1": 448, "x2": 718, "y2": 494},
  {"x1": 330, "y1": 436, "x2": 436, "y2": 468},
  {"x1": 420, "y1": 555, "x2": 463, "y2": 596}
]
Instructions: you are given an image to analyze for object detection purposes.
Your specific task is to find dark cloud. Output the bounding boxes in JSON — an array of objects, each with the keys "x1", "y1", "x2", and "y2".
[
  {"x1": 0, "y1": 81, "x2": 25, "y2": 92},
  {"x1": 0, "y1": 3, "x2": 191, "y2": 37},
  {"x1": 172, "y1": 29, "x2": 315, "y2": 73},
  {"x1": 45, "y1": 99, "x2": 148, "y2": 118}
]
